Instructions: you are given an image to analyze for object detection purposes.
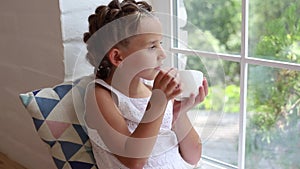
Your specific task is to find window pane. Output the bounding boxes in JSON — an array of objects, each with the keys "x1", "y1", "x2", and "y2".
[
  {"x1": 249, "y1": 1, "x2": 300, "y2": 64},
  {"x1": 178, "y1": 0, "x2": 242, "y2": 54},
  {"x1": 184, "y1": 56, "x2": 240, "y2": 166},
  {"x1": 247, "y1": 65, "x2": 300, "y2": 169}
]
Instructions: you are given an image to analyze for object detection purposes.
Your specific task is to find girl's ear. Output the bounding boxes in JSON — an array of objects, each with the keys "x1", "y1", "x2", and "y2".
[{"x1": 108, "y1": 48, "x2": 123, "y2": 66}]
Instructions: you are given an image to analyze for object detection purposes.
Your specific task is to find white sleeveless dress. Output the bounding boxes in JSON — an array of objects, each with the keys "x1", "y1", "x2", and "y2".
[{"x1": 85, "y1": 79, "x2": 189, "y2": 169}]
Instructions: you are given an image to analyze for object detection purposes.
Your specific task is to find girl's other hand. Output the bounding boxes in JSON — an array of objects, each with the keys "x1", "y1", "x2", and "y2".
[{"x1": 173, "y1": 78, "x2": 209, "y2": 120}]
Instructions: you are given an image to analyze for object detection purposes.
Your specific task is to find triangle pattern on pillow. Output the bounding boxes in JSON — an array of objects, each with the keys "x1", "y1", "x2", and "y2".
[
  {"x1": 73, "y1": 124, "x2": 89, "y2": 144},
  {"x1": 35, "y1": 97, "x2": 59, "y2": 119},
  {"x1": 54, "y1": 85, "x2": 73, "y2": 100},
  {"x1": 32, "y1": 117, "x2": 44, "y2": 130},
  {"x1": 52, "y1": 142, "x2": 67, "y2": 161},
  {"x1": 46, "y1": 120, "x2": 71, "y2": 139},
  {"x1": 69, "y1": 161, "x2": 95, "y2": 169},
  {"x1": 84, "y1": 144, "x2": 95, "y2": 163},
  {"x1": 69, "y1": 145, "x2": 94, "y2": 163},
  {"x1": 38, "y1": 123, "x2": 55, "y2": 140},
  {"x1": 62, "y1": 162, "x2": 72, "y2": 169},
  {"x1": 46, "y1": 101, "x2": 78, "y2": 123},
  {"x1": 59, "y1": 125, "x2": 82, "y2": 144},
  {"x1": 53, "y1": 157, "x2": 66, "y2": 169},
  {"x1": 19, "y1": 94, "x2": 33, "y2": 107},
  {"x1": 32, "y1": 89, "x2": 41, "y2": 96},
  {"x1": 59, "y1": 141, "x2": 83, "y2": 160},
  {"x1": 42, "y1": 139, "x2": 56, "y2": 148}
]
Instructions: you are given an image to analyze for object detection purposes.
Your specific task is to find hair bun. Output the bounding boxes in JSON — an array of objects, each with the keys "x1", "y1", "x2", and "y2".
[
  {"x1": 108, "y1": 0, "x2": 121, "y2": 10},
  {"x1": 83, "y1": 32, "x2": 91, "y2": 43},
  {"x1": 88, "y1": 14, "x2": 97, "y2": 23},
  {"x1": 95, "y1": 6, "x2": 107, "y2": 14},
  {"x1": 109, "y1": 8, "x2": 123, "y2": 18},
  {"x1": 137, "y1": 1, "x2": 152, "y2": 11}
]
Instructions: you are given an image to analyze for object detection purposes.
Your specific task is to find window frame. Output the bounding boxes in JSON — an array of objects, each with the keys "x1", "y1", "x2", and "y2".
[{"x1": 150, "y1": 0, "x2": 300, "y2": 168}]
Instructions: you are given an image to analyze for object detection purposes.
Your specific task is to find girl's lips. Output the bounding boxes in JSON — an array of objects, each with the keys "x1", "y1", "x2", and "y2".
[{"x1": 154, "y1": 65, "x2": 162, "y2": 70}]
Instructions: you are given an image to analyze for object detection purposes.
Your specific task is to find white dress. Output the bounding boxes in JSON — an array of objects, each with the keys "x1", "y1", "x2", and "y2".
[{"x1": 86, "y1": 79, "x2": 189, "y2": 169}]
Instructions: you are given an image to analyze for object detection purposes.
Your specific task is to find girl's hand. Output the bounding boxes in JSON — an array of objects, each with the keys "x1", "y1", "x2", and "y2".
[
  {"x1": 173, "y1": 78, "x2": 209, "y2": 120},
  {"x1": 152, "y1": 68, "x2": 182, "y2": 101}
]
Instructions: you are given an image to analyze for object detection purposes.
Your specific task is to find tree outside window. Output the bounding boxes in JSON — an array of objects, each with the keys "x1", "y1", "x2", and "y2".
[{"x1": 182, "y1": 0, "x2": 300, "y2": 168}]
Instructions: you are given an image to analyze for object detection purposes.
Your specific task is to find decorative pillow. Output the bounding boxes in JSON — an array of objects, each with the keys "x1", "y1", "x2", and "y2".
[{"x1": 19, "y1": 75, "x2": 98, "y2": 169}]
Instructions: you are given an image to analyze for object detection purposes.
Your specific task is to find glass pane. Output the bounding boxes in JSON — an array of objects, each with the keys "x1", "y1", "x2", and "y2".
[
  {"x1": 177, "y1": 0, "x2": 242, "y2": 54},
  {"x1": 247, "y1": 65, "x2": 300, "y2": 169},
  {"x1": 183, "y1": 55, "x2": 240, "y2": 167},
  {"x1": 249, "y1": 1, "x2": 300, "y2": 64}
]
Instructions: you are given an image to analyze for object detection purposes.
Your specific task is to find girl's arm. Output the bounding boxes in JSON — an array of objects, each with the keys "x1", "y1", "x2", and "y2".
[
  {"x1": 85, "y1": 70, "x2": 181, "y2": 169},
  {"x1": 172, "y1": 78, "x2": 208, "y2": 165},
  {"x1": 172, "y1": 113, "x2": 202, "y2": 165}
]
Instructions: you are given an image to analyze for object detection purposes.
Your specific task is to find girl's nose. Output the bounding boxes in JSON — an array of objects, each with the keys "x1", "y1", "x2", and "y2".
[{"x1": 158, "y1": 48, "x2": 167, "y2": 61}]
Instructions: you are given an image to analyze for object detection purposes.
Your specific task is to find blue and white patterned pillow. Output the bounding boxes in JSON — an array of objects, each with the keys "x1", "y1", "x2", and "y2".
[{"x1": 19, "y1": 75, "x2": 98, "y2": 169}]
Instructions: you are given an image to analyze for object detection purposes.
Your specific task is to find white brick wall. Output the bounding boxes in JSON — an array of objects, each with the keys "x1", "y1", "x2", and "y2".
[{"x1": 59, "y1": 0, "x2": 111, "y2": 81}]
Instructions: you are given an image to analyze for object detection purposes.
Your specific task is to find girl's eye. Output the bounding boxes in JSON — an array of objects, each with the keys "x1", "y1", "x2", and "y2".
[
  {"x1": 150, "y1": 45, "x2": 156, "y2": 49},
  {"x1": 149, "y1": 42, "x2": 162, "y2": 50}
]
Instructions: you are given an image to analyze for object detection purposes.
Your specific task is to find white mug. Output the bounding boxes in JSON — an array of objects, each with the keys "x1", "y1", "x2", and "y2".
[{"x1": 176, "y1": 70, "x2": 203, "y2": 100}]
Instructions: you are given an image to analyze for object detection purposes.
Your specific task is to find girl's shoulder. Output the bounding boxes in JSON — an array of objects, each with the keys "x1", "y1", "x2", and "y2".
[
  {"x1": 92, "y1": 79, "x2": 109, "y2": 94},
  {"x1": 94, "y1": 81, "x2": 111, "y2": 95},
  {"x1": 94, "y1": 79, "x2": 111, "y2": 90},
  {"x1": 93, "y1": 79, "x2": 116, "y2": 96},
  {"x1": 93, "y1": 79, "x2": 122, "y2": 107}
]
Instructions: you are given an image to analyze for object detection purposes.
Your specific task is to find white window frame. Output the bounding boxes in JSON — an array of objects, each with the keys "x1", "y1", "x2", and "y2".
[{"x1": 150, "y1": 0, "x2": 300, "y2": 169}]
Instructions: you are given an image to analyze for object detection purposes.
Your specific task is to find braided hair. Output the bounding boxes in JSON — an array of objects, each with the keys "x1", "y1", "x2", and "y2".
[{"x1": 83, "y1": 0, "x2": 153, "y2": 79}]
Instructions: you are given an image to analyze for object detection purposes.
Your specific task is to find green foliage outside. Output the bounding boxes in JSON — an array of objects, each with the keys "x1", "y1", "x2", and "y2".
[
  {"x1": 183, "y1": 0, "x2": 300, "y2": 168},
  {"x1": 246, "y1": 3, "x2": 300, "y2": 168},
  {"x1": 183, "y1": 0, "x2": 241, "y2": 113}
]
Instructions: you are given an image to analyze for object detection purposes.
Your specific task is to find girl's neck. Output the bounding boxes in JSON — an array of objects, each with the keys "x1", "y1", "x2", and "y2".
[
  {"x1": 129, "y1": 77, "x2": 151, "y2": 98},
  {"x1": 105, "y1": 75, "x2": 151, "y2": 98}
]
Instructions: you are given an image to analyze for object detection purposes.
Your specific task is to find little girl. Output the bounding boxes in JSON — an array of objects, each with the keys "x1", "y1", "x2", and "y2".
[{"x1": 83, "y1": 0, "x2": 208, "y2": 168}]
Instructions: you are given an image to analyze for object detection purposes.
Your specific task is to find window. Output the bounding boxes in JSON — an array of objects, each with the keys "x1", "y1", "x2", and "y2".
[{"x1": 151, "y1": 0, "x2": 300, "y2": 168}]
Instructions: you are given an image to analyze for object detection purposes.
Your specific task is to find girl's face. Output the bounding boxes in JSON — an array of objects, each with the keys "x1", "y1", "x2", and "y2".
[{"x1": 118, "y1": 17, "x2": 166, "y2": 80}]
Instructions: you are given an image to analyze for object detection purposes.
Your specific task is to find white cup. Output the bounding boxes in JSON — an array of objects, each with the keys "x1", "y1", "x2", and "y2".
[{"x1": 175, "y1": 70, "x2": 203, "y2": 100}]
